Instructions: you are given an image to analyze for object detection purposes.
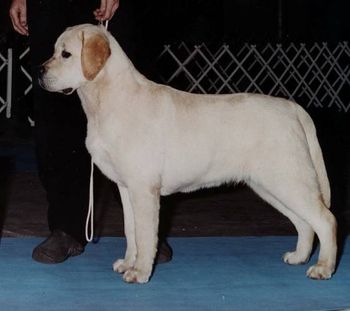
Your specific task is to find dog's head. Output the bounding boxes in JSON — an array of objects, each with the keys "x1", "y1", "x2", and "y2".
[{"x1": 39, "y1": 24, "x2": 111, "y2": 95}]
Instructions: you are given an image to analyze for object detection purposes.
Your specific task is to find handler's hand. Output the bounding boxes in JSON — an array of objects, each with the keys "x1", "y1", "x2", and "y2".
[
  {"x1": 9, "y1": 0, "x2": 29, "y2": 36},
  {"x1": 94, "y1": 0, "x2": 120, "y2": 21}
]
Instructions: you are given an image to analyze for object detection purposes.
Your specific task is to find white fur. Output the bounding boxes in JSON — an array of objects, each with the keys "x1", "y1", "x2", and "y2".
[{"x1": 41, "y1": 24, "x2": 337, "y2": 283}]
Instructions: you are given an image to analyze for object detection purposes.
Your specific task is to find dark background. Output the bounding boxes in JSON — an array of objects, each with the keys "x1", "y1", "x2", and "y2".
[
  {"x1": 1, "y1": 0, "x2": 349, "y2": 123},
  {"x1": 1, "y1": 0, "x2": 350, "y2": 43}
]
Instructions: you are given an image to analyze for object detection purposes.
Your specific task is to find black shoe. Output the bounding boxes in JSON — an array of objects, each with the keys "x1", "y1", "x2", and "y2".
[
  {"x1": 155, "y1": 240, "x2": 172, "y2": 264},
  {"x1": 32, "y1": 230, "x2": 84, "y2": 264}
]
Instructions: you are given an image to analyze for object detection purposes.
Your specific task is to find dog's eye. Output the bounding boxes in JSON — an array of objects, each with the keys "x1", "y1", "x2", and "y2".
[{"x1": 61, "y1": 50, "x2": 72, "y2": 59}]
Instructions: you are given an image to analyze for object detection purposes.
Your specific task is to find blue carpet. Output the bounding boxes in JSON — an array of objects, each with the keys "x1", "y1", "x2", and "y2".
[{"x1": 0, "y1": 237, "x2": 349, "y2": 311}]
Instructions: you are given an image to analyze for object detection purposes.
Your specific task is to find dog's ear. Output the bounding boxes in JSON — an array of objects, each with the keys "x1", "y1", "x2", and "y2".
[{"x1": 81, "y1": 31, "x2": 111, "y2": 81}]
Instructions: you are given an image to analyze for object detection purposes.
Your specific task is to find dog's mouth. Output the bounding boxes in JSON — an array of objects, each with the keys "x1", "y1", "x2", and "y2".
[{"x1": 61, "y1": 88, "x2": 75, "y2": 95}]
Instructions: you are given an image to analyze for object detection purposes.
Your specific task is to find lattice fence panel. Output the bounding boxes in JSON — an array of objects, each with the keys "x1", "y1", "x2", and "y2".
[
  {"x1": 1, "y1": 42, "x2": 350, "y2": 119},
  {"x1": 19, "y1": 47, "x2": 32, "y2": 96},
  {"x1": 0, "y1": 46, "x2": 32, "y2": 119},
  {"x1": 157, "y1": 42, "x2": 350, "y2": 112},
  {"x1": 0, "y1": 49, "x2": 11, "y2": 117}
]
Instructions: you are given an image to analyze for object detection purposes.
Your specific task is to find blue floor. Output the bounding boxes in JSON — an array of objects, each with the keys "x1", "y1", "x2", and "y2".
[{"x1": 0, "y1": 236, "x2": 349, "y2": 311}]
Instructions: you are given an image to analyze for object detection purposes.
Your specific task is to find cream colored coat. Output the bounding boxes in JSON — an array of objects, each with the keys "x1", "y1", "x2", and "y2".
[{"x1": 40, "y1": 24, "x2": 337, "y2": 284}]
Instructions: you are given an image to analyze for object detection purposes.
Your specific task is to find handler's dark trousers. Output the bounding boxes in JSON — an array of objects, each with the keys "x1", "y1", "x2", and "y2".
[{"x1": 27, "y1": 0, "x2": 102, "y2": 244}]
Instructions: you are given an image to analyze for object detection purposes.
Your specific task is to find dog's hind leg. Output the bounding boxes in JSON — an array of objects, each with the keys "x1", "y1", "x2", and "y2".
[
  {"x1": 113, "y1": 185, "x2": 137, "y2": 274},
  {"x1": 288, "y1": 196, "x2": 336, "y2": 280},
  {"x1": 122, "y1": 184, "x2": 160, "y2": 284},
  {"x1": 252, "y1": 175, "x2": 337, "y2": 280},
  {"x1": 249, "y1": 181, "x2": 314, "y2": 265}
]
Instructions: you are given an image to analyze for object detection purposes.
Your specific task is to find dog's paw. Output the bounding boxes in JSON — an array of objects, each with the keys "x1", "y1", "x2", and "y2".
[
  {"x1": 283, "y1": 251, "x2": 309, "y2": 265},
  {"x1": 123, "y1": 268, "x2": 150, "y2": 284},
  {"x1": 113, "y1": 259, "x2": 133, "y2": 274},
  {"x1": 306, "y1": 264, "x2": 333, "y2": 280}
]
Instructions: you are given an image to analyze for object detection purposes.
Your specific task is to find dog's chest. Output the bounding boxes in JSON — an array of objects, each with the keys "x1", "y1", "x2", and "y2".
[{"x1": 85, "y1": 126, "x2": 125, "y2": 185}]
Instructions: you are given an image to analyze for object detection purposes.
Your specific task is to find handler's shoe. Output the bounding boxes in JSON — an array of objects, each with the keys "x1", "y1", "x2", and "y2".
[
  {"x1": 156, "y1": 240, "x2": 173, "y2": 264},
  {"x1": 32, "y1": 230, "x2": 84, "y2": 264}
]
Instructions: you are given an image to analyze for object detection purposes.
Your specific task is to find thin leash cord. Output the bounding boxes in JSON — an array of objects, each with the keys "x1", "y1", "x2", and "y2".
[
  {"x1": 98, "y1": 19, "x2": 109, "y2": 30},
  {"x1": 85, "y1": 20, "x2": 109, "y2": 243},
  {"x1": 85, "y1": 159, "x2": 94, "y2": 242}
]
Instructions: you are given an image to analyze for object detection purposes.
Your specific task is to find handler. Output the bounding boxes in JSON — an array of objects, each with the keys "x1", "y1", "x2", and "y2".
[{"x1": 9, "y1": 0, "x2": 172, "y2": 264}]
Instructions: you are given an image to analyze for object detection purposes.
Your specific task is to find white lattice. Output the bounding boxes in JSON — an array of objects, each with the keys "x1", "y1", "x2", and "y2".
[
  {"x1": 2, "y1": 42, "x2": 350, "y2": 119},
  {"x1": 158, "y1": 42, "x2": 350, "y2": 112},
  {"x1": 19, "y1": 47, "x2": 32, "y2": 95},
  {"x1": 0, "y1": 47, "x2": 32, "y2": 119},
  {"x1": 0, "y1": 49, "x2": 12, "y2": 118}
]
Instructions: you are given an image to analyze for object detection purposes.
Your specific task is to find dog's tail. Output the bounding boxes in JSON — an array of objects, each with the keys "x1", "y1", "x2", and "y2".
[{"x1": 296, "y1": 105, "x2": 331, "y2": 208}]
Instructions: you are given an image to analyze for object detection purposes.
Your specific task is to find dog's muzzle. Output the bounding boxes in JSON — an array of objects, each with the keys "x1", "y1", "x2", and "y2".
[{"x1": 38, "y1": 66, "x2": 75, "y2": 95}]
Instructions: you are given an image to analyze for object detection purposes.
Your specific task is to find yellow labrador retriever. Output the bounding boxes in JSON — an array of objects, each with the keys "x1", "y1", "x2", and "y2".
[{"x1": 39, "y1": 24, "x2": 337, "y2": 283}]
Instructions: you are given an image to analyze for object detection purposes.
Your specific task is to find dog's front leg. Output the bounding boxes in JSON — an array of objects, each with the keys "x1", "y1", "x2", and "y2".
[
  {"x1": 113, "y1": 185, "x2": 137, "y2": 274},
  {"x1": 122, "y1": 185, "x2": 160, "y2": 284}
]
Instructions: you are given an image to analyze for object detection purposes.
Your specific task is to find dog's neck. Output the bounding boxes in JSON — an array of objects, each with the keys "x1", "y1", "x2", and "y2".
[
  {"x1": 106, "y1": 35, "x2": 134, "y2": 77},
  {"x1": 78, "y1": 35, "x2": 145, "y2": 120}
]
